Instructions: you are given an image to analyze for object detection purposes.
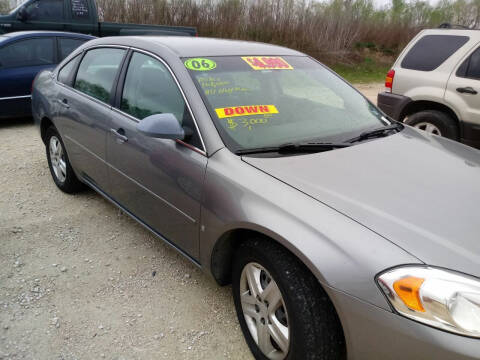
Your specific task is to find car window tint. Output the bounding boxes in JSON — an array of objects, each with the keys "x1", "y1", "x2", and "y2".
[
  {"x1": 74, "y1": 48, "x2": 125, "y2": 103},
  {"x1": 466, "y1": 48, "x2": 480, "y2": 80},
  {"x1": 121, "y1": 53, "x2": 185, "y2": 121},
  {"x1": 121, "y1": 52, "x2": 202, "y2": 148},
  {"x1": 58, "y1": 55, "x2": 79, "y2": 85},
  {"x1": 59, "y1": 38, "x2": 86, "y2": 61},
  {"x1": 456, "y1": 56, "x2": 469, "y2": 78},
  {"x1": 26, "y1": 0, "x2": 63, "y2": 21},
  {"x1": 401, "y1": 35, "x2": 469, "y2": 71},
  {"x1": 0, "y1": 37, "x2": 54, "y2": 68}
]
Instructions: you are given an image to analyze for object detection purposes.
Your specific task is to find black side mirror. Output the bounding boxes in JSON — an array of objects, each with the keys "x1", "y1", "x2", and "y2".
[
  {"x1": 16, "y1": 7, "x2": 28, "y2": 22},
  {"x1": 137, "y1": 113, "x2": 185, "y2": 140}
]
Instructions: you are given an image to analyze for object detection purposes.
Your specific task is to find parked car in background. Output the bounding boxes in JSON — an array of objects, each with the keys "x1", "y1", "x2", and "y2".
[
  {"x1": 0, "y1": 0, "x2": 196, "y2": 37},
  {"x1": 32, "y1": 36, "x2": 480, "y2": 359},
  {"x1": 0, "y1": 30, "x2": 94, "y2": 119},
  {"x1": 378, "y1": 28, "x2": 480, "y2": 149}
]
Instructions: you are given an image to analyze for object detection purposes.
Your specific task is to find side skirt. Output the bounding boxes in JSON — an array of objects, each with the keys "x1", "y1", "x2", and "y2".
[{"x1": 82, "y1": 176, "x2": 202, "y2": 269}]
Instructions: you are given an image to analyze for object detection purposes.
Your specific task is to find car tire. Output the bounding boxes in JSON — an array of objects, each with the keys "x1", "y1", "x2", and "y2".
[
  {"x1": 405, "y1": 110, "x2": 458, "y2": 140},
  {"x1": 45, "y1": 126, "x2": 85, "y2": 194},
  {"x1": 232, "y1": 238, "x2": 346, "y2": 360}
]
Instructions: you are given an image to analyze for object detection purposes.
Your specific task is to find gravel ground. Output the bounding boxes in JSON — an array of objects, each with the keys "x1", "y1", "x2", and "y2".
[
  {"x1": 0, "y1": 83, "x2": 383, "y2": 360},
  {"x1": 355, "y1": 82, "x2": 383, "y2": 104}
]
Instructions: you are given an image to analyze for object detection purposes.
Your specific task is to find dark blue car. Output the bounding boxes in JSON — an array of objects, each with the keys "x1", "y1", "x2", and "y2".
[{"x1": 0, "y1": 31, "x2": 94, "y2": 119}]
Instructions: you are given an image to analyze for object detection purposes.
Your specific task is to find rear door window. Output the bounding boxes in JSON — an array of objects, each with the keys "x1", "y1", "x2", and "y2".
[
  {"x1": 401, "y1": 35, "x2": 469, "y2": 71},
  {"x1": 0, "y1": 38, "x2": 54, "y2": 68},
  {"x1": 457, "y1": 47, "x2": 480, "y2": 80},
  {"x1": 58, "y1": 38, "x2": 87, "y2": 61},
  {"x1": 58, "y1": 55, "x2": 80, "y2": 85},
  {"x1": 467, "y1": 48, "x2": 480, "y2": 79},
  {"x1": 74, "y1": 48, "x2": 125, "y2": 103}
]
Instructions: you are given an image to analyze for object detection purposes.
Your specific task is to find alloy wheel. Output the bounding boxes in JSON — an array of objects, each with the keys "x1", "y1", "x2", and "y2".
[
  {"x1": 49, "y1": 136, "x2": 66, "y2": 183},
  {"x1": 413, "y1": 122, "x2": 442, "y2": 136},
  {"x1": 240, "y1": 262, "x2": 290, "y2": 360}
]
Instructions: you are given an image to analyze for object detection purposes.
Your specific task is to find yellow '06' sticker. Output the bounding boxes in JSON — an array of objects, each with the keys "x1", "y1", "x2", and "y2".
[
  {"x1": 215, "y1": 105, "x2": 279, "y2": 119},
  {"x1": 242, "y1": 56, "x2": 293, "y2": 70}
]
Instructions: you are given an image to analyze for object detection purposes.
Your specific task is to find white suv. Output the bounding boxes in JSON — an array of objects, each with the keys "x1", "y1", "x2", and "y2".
[{"x1": 378, "y1": 28, "x2": 480, "y2": 148}]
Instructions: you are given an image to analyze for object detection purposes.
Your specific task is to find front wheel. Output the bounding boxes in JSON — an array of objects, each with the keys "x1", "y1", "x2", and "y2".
[{"x1": 232, "y1": 239, "x2": 346, "y2": 360}]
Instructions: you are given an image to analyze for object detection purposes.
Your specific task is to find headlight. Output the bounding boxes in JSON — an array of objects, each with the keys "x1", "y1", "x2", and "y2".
[{"x1": 377, "y1": 266, "x2": 480, "y2": 338}]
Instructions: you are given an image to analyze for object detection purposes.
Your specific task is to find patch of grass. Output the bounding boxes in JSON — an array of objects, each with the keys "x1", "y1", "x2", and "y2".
[{"x1": 331, "y1": 60, "x2": 391, "y2": 84}]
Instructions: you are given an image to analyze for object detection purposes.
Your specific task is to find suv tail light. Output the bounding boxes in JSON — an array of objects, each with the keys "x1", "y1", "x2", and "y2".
[{"x1": 385, "y1": 69, "x2": 395, "y2": 92}]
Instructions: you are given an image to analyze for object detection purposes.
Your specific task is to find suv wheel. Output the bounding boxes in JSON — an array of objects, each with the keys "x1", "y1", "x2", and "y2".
[
  {"x1": 45, "y1": 126, "x2": 85, "y2": 194},
  {"x1": 405, "y1": 110, "x2": 458, "y2": 140},
  {"x1": 232, "y1": 239, "x2": 346, "y2": 360}
]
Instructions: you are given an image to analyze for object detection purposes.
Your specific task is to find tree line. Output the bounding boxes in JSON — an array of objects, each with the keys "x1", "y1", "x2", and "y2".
[
  {"x1": 96, "y1": 0, "x2": 479, "y2": 63},
  {"x1": 1, "y1": 0, "x2": 479, "y2": 63}
]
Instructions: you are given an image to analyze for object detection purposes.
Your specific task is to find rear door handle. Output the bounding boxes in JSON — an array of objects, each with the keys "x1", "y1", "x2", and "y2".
[
  {"x1": 456, "y1": 87, "x2": 478, "y2": 95},
  {"x1": 110, "y1": 128, "x2": 128, "y2": 143},
  {"x1": 57, "y1": 99, "x2": 70, "y2": 108}
]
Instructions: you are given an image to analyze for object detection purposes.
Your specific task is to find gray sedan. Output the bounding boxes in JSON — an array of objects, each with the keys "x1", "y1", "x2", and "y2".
[{"x1": 32, "y1": 36, "x2": 480, "y2": 359}]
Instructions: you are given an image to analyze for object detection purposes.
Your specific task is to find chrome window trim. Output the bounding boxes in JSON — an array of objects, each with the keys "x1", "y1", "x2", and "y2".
[
  {"x1": 54, "y1": 44, "x2": 207, "y2": 156},
  {"x1": 55, "y1": 45, "x2": 129, "y2": 110},
  {"x1": 55, "y1": 44, "x2": 129, "y2": 82},
  {"x1": 0, "y1": 95, "x2": 31, "y2": 100},
  {"x1": 72, "y1": 46, "x2": 128, "y2": 104}
]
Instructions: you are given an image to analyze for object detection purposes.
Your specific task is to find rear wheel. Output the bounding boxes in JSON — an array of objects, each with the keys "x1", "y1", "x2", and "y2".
[
  {"x1": 405, "y1": 110, "x2": 458, "y2": 140},
  {"x1": 232, "y1": 238, "x2": 346, "y2": 360},
  {"x1": 45, "y1": 126, "x2": 85, "y2": 194}
]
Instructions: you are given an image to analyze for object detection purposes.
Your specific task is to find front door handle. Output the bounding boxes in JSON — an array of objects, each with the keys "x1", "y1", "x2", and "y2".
[
  {"x1": 110, "y1": 128, "x2": 128, "y2": 143},
  {"x1": 456, "y1": 87, "x2": 478, "y2": 95},
  {"x1": 57, "y1": 99, "x2": 70, "y2": 108}
]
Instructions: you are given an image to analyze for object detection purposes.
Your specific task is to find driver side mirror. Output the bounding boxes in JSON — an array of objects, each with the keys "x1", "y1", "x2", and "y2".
[
  {"x1": 16, "y1": 6, "x2": 28, "y2": 22},
  {"x1": 137, "y1": 113, "x2": 186, "y2": 140}
]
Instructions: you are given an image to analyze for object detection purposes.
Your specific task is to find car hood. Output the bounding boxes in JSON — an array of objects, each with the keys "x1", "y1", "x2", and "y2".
[{"x1": 243, "y1": 127, "x2": 480, "y2": 278}]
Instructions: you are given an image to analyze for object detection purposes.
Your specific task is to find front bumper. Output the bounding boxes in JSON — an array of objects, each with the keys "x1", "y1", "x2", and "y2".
[
  {"x1": 326, "y1": 286, "x2": 480, "y2": 360},
  {"x1": 377, "y1": 92, "x2": 411, "y2": 121}
]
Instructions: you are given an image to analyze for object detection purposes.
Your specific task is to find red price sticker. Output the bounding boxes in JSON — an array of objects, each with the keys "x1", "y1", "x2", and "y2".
[{"x1": 241, "y1": 56, "x2": 293, "y2": 70}]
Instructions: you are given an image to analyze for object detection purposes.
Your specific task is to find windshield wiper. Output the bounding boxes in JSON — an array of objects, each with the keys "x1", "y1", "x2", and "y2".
[
  {"x1": 347, "y1": 122, "x2": 404, "y2": 143},
  {"x1": 235, "y1": 142, "x2": 351, "y2": 155}
]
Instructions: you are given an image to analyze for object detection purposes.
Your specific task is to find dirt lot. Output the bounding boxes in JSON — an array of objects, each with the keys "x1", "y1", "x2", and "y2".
[
  {"x1": 355, "y1": 82, "x2": 383, "y2": 104},
  {"x1": 0, "y1": 83, "x2": 383, "y2": 360}
]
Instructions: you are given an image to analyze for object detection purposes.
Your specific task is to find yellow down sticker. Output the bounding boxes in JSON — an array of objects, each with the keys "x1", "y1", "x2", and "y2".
[{"x1": 215, "y1": 105, "x2": 279, "y2": 119}]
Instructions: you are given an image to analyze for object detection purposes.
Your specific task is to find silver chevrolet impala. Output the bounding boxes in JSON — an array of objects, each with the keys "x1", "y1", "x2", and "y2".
[{"x1": 32, "y1": 36, "x2": 480, "y2": 359}]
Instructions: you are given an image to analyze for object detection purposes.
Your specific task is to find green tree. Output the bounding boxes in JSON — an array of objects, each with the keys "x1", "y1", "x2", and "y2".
[{"x1": 0, "y1": 0, "x2": 10, "y2": 14}]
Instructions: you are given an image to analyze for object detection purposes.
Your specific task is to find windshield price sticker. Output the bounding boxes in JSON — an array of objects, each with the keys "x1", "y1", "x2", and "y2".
[
  {"x1": 215, "y1": 105, "x2": 279, "y2": 119},
  {"x1": 184, "y1": 58, "x2": 217, "y2": 71},
  {"x1": 242, "y1": 57, "x2": 293, "y2": 70}
]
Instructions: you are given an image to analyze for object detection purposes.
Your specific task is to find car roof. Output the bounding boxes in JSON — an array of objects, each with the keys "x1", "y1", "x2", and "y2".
[
  {"x1": 419, "y1": 28, "x2": 480, "y2": 41},
  {"x1": 89, "y1": 36, "x2": 305, "y2": 57},
  {"x1": 1, "y1": 31, "x2": 96, "y2": 41}
]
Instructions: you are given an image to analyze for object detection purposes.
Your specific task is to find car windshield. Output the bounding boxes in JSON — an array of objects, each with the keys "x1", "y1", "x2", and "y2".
[{"x1": 185, "y1": 55, "x2": 388, "y2": 152}]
